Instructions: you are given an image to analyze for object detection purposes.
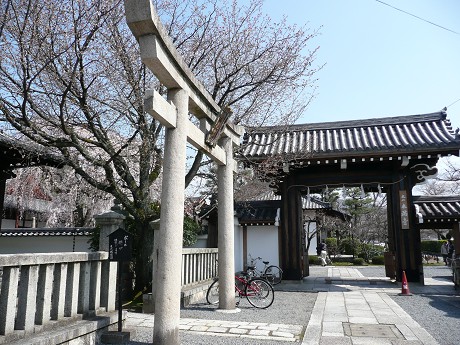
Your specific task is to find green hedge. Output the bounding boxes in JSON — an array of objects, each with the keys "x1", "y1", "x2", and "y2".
[
  {"x1": 352, "y1": 257, "x2": 365, "y2": 265},
  {"x1": 421, "y1": 240, "x2": 446, "y2": 253},
  {"x1": 371, "y1": 255, "x2": 384, "y2": 265},
  {"x1": 309, "y1": 255, "x2": 322, "y2": 265},
  {"x1": 331, "y1": 256, "x2": 355, "y2": 263}
]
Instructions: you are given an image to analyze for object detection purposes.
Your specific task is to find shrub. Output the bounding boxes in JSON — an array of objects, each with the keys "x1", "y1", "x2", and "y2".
[
  {"x1": 325, "y1": 238, "x2": 338, "y2": 256},
  {"x1": 309, "y1": 255, "x2": 322, "y2": 265},
  {"x1": 183, "y1": 216, "x2": 200, "y2": 247},
  {"x1": 371, "y1": 255, "x2": 384, "y2": 265},
  {"x1": 357, "y1": 252, "x2": 366, "y2": 259},
  {"x1": 358, "y1": 244, "x2": 385, "y2": 262},
  {"x1": 352, "y1": 257, "x2": 365, "y2": 266},
  {"x1": 340, "y1": 237, "x2": 362, "y2": 255}
]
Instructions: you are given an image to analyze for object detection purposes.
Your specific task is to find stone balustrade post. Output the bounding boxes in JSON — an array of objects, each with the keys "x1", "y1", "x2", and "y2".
[
  {"x1": 0, "y1": 266, "x2": 20, "y2": 335},
  {"x1": 36, "y1": 264, "x2": 54, "y2": 325},
  {"x1": 15, "y1": 265, "x2": 39, "y2": 333},
  {"x1": 51, "y1": 263, "x2": 67, "y2": 320}
]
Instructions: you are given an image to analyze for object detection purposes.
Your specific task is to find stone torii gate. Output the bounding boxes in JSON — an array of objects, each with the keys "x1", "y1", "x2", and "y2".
[{"x1": 124, "y1": 1, "x2": 243, "y2": 344}]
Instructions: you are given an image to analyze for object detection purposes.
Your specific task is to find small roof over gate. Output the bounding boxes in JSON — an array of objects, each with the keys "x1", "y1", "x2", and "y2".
[
  {"x1": 413, "y1": 195, "x2": 460, "y2": 227},
  {"x1": 242, "y1": 111, "x2": 460, "y2": 164},
  {"x1": 236, "y1": 196, "x2": 346, "y2": 226}
]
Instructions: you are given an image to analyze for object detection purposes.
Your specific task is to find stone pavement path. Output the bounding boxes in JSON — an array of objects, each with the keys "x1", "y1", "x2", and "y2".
[
  {"x1": 125, "y1": 312, "x2": 304, "y2": 342},
  {"x1": 303, "y1": 290, "x2": 438, "y2": 345}
]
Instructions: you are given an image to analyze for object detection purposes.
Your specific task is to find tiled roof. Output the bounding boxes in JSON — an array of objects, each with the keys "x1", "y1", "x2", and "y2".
[
  {"x1": 242, "y1": 191, "x2": 331, "y2": 210},
  {"x1": 413, "y1": 195, "x2": 460, "y2": 224},
  {"x1": 0, "y1": 132, "x2": 65, "y2": 169},
  {"x1": 236, "y1": 200, "x2": 280, "y2": 225},
  {"x1": 241, "y1": 111, "x2": 460, "y2": 161},
  {"x1": 0, "y1": 227, "x2": 96, "y2": 237},
  {"x1": 236, "y1": 196, "x2": 334, "y2": 225}
]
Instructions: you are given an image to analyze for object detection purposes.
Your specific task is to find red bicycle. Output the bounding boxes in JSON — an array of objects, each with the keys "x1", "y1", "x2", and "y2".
[{"x1": 206, "y1": 272, "x2": 274, "y2": 309}]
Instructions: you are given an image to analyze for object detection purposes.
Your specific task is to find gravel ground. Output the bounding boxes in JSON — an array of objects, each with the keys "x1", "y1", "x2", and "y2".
[
  {"x1": 180, "y1": 290, "x2": 317, "y2": 324},
  {"x1": 357, "y1": 265, "x2": 460, "y2": 345},
  {"x1": 131, "y1": 328, "x2": 292, "y2": 345}
]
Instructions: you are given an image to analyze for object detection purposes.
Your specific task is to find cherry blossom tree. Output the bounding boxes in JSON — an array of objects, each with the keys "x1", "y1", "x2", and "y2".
[
  {"x1": 5, "y1": 166, "x2": 113, "y2": 227},
  {"x1": 0, "y1": 0, "x2": 321, "y2": 290}
]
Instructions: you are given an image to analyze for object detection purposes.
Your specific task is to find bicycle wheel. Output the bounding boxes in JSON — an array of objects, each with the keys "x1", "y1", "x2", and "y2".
[
  {"x1": 206, "y1": 279, "x2": 219, "y2": 305},
  {"x1": 245, "y1": 278, "x2": 274, "y2": 309},
  {"x1": 263, "y1": 265, "x2": 282, "y2": 285}
]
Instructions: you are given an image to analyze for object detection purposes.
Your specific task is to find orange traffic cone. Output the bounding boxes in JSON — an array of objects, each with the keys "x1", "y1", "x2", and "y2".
[{"x1": 399, "y1": 270, "x2": 412, "y2": 296}]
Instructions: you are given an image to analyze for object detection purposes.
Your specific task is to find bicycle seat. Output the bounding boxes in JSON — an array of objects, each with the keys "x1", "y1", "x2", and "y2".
[
  {"x1": 247, "y1": 266, "x2": 255, "y2": 270},
  {"x1": 263, "y1": 261, "x2": 269, "y2": 265}
]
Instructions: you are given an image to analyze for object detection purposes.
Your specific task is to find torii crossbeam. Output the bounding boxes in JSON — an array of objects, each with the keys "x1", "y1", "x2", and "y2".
[{"x1": 124, "y1": 1, "x2": 243, "y2": 344}]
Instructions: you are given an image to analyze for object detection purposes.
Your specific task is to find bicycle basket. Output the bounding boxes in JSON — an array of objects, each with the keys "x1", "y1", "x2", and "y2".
[{"x1": 235, "y1": 271, "x2": 246, "y2": 290}]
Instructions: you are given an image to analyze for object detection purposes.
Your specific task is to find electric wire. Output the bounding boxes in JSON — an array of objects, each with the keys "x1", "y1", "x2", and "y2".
[
  {"x1": 375, "y1": 0, "x2": 460, "y2": 36},
  {"x1": 446, "y1": 97, "x2": 460, "y2": 109}
]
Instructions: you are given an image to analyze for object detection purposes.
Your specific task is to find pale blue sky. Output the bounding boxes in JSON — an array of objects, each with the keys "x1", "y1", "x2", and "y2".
[{"x1": 262, "y1": 0, "x2": 460, "y2": 126}]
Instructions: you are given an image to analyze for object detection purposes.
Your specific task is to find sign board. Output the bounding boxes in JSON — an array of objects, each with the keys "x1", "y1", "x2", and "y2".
[
  {"x1": 399, "y1": 191, "x2": 410, "y2": 230},
  {"x1": 108, "y1": 228, "x2": 133, "y2": 261}
]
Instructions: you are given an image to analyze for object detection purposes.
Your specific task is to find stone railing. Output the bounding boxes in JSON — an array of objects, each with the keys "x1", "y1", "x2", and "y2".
[
  {"x1": 0, "y1": 251, "x2": 117, "y2": 343},
  {"x1": 181, "y1": 248, "x2": 218, "y2": 287}
]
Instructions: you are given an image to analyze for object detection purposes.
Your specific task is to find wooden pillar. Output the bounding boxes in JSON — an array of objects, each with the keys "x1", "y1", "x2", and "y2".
[
  {"x1": 280, "y1": 179, "x2": 304, "y2": 280},
  {"x1": 452, "y1": 222, "x2": 460, "y2": 257},
  {"x1": 385, "y1": 185, "x2": 397, "y2": 279},
  {"x1": 0, "y1": 178, "x2": 5, "y2": 230},
  {"x1": 390, "y1": 171, "x2": 423, "y2": 282}
]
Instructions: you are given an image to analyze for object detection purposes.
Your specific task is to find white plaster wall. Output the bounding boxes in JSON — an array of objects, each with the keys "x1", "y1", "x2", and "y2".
[
  {"x1": 0, "y1": 236, "x2": 92, "y2": 254},
  {"x1": 186, "y1": 234, "x2": 208, "y2": 248},
  {"x1": 2, "y1": 219, "x2": 16, "y2": 228},
  {"x1": 234, "y1": 217, "x2": 244, "y2": 272},
  {"x1": 1, "y1": 219, "x2": 47, "y2": 229},
  {"x1": 306, "y1": 221, "x2": 318, "y2": 255},
  {"x1": 246, "y1": 225, "x2": 279, "y2": 271}
]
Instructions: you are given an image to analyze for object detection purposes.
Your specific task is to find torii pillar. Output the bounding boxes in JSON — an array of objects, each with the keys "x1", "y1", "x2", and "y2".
[{"x1": 124, "y1": 1, "x2": 243, "y2": 344}]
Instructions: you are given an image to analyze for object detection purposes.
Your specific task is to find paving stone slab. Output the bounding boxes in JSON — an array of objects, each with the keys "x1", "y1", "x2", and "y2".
[{"x1": 343, "y1": 323, "x2": 404, "y2": 339}]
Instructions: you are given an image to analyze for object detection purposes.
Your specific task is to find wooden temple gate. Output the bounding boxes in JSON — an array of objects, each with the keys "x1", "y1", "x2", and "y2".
[
  {"x1": 242, "y1": 111, "x2": 460, "y2": 282},
  {"x1": 413, "y1": 195, "x2": 460, "y2": 284}
]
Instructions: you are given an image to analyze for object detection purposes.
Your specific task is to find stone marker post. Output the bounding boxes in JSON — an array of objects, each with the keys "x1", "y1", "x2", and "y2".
[{"x1": 94, "y1": 210, "x2": 125, "y2": 312}]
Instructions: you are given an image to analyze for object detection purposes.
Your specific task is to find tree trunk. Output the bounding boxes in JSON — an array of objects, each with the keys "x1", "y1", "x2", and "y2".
[{"x1": 133, "y1": 219, "x2": 154, "y2": 294}]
